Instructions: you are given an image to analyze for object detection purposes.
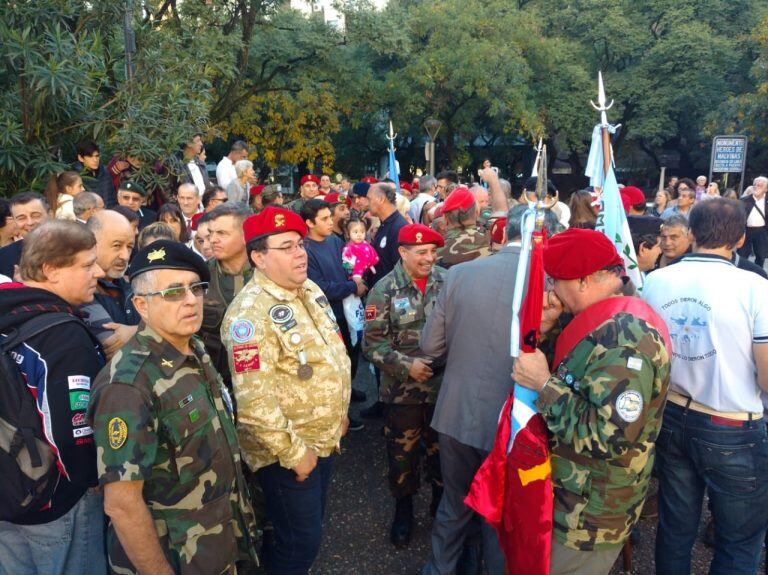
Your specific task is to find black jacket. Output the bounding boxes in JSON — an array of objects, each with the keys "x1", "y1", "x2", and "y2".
[
  {"x1": 0, "y1": 285, "x2": 105, "y2": 524},
  {"x1": 73, "y1": 161, "x2": 117, "y2": 208},
  {"x1": 741, "y1": 195, "x2": 767, "y2": 229}
]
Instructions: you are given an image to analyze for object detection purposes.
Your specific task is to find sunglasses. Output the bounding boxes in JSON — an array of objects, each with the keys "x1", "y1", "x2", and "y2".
[{"x1": 136, "y1": 281, "x2": 209, "y2": 301}]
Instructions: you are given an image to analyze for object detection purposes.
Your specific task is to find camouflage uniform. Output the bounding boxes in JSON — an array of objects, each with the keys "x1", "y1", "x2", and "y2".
[
  {"x1": 200, "y1": 258, "x2": 253, "y2": 394},
  {"x1": 536, "y1": 312, "x2": 671, "y2": 552},
  {"x1": 88, "y1": 324, "x2": 258, "y2": 574},
  {"x1": 477, "y1": 205, "x2": 494, "y2": 231},
  {"x1": 285, "y1": 197, "x2": 307, "y2": 215},
  {"x1": 220, "y1": 270, "x2": 351, "y2": 472},
  {"x1": 363, "y1": 260, "x2": 446, "y2": 497},
  {"x1": 436, "y1": 225, "x2": 491, "y2": 269}
]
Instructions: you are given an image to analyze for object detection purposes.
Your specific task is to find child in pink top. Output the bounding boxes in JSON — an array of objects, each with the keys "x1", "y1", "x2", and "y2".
[{"x1": 342, "y1": 220, "x2": 379, "y2": 278}]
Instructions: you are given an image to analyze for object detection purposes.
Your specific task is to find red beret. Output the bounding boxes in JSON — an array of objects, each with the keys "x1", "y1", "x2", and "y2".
[
  {"x1": 300, "y1": 174, "x2": 320, "y2": 186},
  {"x1": 324, "y1": 192, "x2": 351, "y2": 207},
  {"x1": 361, "y1": 176, "x2": 378, "y2": 184},
  {"x1": 442, "y1": 186, "x2": 475, "y2": 212},
  {"x1": 544, "y1": 228, "x2": 624, "y2": 280},
  {"x1": 190, "y1": 212, "x2": 204, "y2": 232},
  {"x1": 490, "y1": 217, "x2": 507, "y2": 244},
  {"x1": 620, "y1": 186, "x2": 645, "y2": 213},
  {"x1": 250, "y1": 184, "x2": 265, "y2": 197},
  {"x1": 398, "y1": 223, "x2": 445, "y2": 248},
  {"x1": 242, "y1": 206, "x2": 307, "y2": 243},
  {"x1": 399, "y1": 181, "x2": 412, "y2": 192}
]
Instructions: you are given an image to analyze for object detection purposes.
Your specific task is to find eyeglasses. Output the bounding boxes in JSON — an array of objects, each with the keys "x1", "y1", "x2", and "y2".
[
  {"x1": 136, "y1": 281, "x2": 209, "y2": 301},
  {"x1": 266, "y1": 241, "x2": 306, "y2": 255}
]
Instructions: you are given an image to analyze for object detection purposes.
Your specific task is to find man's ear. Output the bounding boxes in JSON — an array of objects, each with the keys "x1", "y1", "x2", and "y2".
[
  {"x1": 250, "y1": 250, "x2": 266, "y2": 270},
  {"x1": 132, "y1": 295, "x2": 149, "y2": 322}
]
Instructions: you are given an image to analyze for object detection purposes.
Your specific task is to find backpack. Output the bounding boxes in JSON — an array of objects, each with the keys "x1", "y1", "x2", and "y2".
[{"x1": 0, "y1": 312, "x2": 84, "y2": 521}]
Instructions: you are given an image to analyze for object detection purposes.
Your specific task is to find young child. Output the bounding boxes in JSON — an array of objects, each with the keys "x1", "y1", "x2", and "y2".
[{"x1": 342, "y1": 219, "x2": 379, "y2": 279}]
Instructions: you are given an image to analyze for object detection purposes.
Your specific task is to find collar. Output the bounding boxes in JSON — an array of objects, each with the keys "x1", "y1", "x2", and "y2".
[
  {"x1": 214, "y1": 258, "x2": 250, "y2": 277},
  {"x1": 135, "y1": 323, "x2": 203, "y2": 378},
  {"x1": 255, "y1": 270, "x2": 305, "y2": 302},
  {"x1": 679, "y1": 252, "x2": 734, "y2": 266},
  {"x1": 391, "y1": 260, "x2": 439, "y2": 292},
  {"x1": 379, "y1": 209, "x2": 401, "y2": 226}
]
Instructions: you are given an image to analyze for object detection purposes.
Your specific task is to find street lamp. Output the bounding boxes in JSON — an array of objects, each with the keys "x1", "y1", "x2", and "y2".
[{"x1": 424, "y1": 118, "x2": 442, "y2": 177}]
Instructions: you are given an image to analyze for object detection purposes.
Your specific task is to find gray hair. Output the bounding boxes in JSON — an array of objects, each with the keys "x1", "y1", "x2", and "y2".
[
  {"x1": 371, "y1": 182, "x2": 397, "y2": 204},
  {"x1": 419, "y1": 176, "x2": 436, "y2": 194},
  {"x1": 131, "y1": 269, "x2": 158, "y2": 296},
  {"x1": 73, "y1": 192, "x2": 101, "y2": 217},
  {"x1": 662, "y1": 214, "x2": 690, "y2": 232},
  {"x1": 177, "y1": 182, "x2": 199, "y2": 196},
  {"x1": 754, "y1": 176, "x2": 768, "y2": 187},
  {"x1": 235, "y1": 160, "x2": 253, "y2": 178},
  {"x1": 506, "y1": 204, "x2": 559, "y2": 241},
  {"x1": 230, "y1": 140, "x2": 248, "y2": 153}
]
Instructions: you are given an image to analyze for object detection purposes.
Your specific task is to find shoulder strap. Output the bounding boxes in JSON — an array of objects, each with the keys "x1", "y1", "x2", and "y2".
[
  {"x1": 752, "y1": 198, "x2": 766, "y2": 223},
  {"x1": 2, "y1": 313, "x2": 85, "y2": 352}
]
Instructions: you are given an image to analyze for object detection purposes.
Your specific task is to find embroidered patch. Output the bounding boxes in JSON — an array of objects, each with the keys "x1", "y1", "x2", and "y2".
[
  {"x1": 73, "y1": 426, "x2": 93, "y2": 438},
  {"x1": 626, "y1": 357, "x2": 643, "y2": 371},
  {"x1": 71, "y1": 412, "x2": 87, "y2": 427},
  {"x1": 269, "y1": 305, "x2": 294, "y2": 324},
  {"x1": 231, "y1": 319, "x2": 256, "y2": 343},
  {"x1": 279, "y1": 319, "x2": 298, "y2": 332},
  {"x1": 365, "y1": 305, "x2": 377, "y2": 320},
  {"x1": 69, "y1": 391, "x2": 90, "y2": 411},
  {"x1": 108, "y1": 417, "x2": 128, "y2": 449},
  {"x1": 67, "y1": 375, "x2": 90, "y2": 391},
  {"x1": 615, "y1": 390, "x2": 643, "y2": 423},
  {"x1": 233, "y1": 343, "x2": 260, "y2": 373},
  {"x1": 315, "y1": 295, "x2": 329, "y2": 307}
]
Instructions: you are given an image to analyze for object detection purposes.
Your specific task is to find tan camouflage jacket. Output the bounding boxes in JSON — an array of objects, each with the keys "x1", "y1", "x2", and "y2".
[
  {"x1": 363, "y1": 260, "x2": 446, "y2": 404},
  {"x1": 536, "y1": 312, "x2": 671, "y2": 551},
  {"x1": 221, "y1": 271, "x2": 351, "y2": 471},
  {"x1": 436, "y1": 225, "x2": 491, "y2": 269},
  {"x1": 89, "y1": 324, "x2": 257, "y2": 574}
]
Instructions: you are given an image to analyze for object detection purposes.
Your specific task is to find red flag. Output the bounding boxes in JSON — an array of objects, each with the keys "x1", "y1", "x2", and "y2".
[{"x1": 519, "y1": 230, "x2": 547, "y2": 352}]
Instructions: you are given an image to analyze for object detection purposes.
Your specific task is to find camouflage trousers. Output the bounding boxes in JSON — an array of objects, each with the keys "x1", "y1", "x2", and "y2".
[{"x1": 384, "y1": 403, "x2": 442, "y2": 498}]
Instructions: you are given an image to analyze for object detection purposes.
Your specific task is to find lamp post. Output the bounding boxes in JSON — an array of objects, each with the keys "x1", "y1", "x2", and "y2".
[{"x1": 424, "y1": 118, "x2": 442, "y2": 177}]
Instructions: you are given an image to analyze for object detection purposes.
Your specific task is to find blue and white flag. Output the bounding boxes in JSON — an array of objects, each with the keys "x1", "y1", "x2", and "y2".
[
  {"x1": 584, "y1": 124, "x2": 643, "y2": 290},
  {"x1": 387, "y1": 123, "x2": 400, "y2": 193}
]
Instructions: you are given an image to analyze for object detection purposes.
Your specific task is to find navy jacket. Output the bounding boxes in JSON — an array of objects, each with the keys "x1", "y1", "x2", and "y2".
[
  {"x1": 304, "y1": 235, "x2": 356, "y2": 327},
  {"x1": 370, "y1": 210, "x2": 408, "y2": 287}
]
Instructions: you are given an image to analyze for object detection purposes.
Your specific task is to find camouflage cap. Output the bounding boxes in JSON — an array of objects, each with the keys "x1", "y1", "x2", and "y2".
[{"x1": 127, "y1": 239, "x2": 210, "y2": 282}]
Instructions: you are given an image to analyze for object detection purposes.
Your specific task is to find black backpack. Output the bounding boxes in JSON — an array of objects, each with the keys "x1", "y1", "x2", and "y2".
[{"x1": 0, "y1": 312, "x2": 83, "y2": 521}]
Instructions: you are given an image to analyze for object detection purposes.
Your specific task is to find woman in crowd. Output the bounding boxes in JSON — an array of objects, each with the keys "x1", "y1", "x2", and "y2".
[
  {"x1": 651, "y1": 189, "x2": 672, "y2": 216},
  {"x1": 157, "y1": 203, "x2": 190, "y2": 244},
  {"x1": 568, "y1": 189, "x2": 598, "y2": 229},
  {"x1": 44, "y1": 171, "x2": 85, "y2": 221}
]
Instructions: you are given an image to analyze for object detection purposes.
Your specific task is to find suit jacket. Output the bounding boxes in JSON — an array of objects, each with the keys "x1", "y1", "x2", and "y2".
[
  {"x1": 741, "y1": 195, "x2": 767, "y2": 229},
  {"x1": 420, "y1": 244, "x2": 520, "y2": 451}
]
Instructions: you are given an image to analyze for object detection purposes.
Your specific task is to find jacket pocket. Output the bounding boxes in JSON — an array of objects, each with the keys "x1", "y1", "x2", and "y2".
[
  {"x1": 552, "y1": 456, "x2": 592, "y2": 531},
  {"x1": 163, "y1": 395, "x2": 218, "y2": 484}
]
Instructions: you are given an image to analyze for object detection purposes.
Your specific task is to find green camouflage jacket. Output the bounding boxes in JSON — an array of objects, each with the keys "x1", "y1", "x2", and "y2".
[
  {"x1": 89, "y1": 324, "x2": 258, "y2": 574},
  {"x1": 286, "y1": 197, "x2": 307, "y2": 214},
  {"x1": 535, "y1": 311, "x2": 670, "y2": 551},
  {"x1": 436, "y1": 225, "x2": 491, "y2": 269},
  {"x1": 363, "y1": 261, "x2": 446, "y2": 404}
]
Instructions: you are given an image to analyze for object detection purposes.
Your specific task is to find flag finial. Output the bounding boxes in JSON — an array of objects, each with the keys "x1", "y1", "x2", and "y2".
[{"x1": 590, "y1": 71, "x2": 614, "y2": 127}]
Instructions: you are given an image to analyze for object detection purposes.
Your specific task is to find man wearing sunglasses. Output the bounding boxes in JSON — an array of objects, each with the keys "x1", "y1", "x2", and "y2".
[
  {"x1": 88, "y1": 240, "x2": 258, "y2": 575},
  {"x1": 221, "y1": 206, "x2": 351, "y2": 575}
]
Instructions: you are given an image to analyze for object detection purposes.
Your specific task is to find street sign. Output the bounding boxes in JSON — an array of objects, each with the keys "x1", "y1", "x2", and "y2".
[{"x1": 709, "y1": 135, "x2": 748, "y2": 194}]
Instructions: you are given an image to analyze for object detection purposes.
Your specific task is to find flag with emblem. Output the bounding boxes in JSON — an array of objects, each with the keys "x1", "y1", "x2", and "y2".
[{"x1": 465, "y1": 144, "x2": 552, "y2": 575}]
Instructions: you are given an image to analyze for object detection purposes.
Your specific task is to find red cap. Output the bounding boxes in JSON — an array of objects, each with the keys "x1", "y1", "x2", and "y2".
[
  {"x1": 190, "y1": 212, "x2": 204, "y2": 232},
  {"x1": 300, "y1": 174, "x2": 320, "y2": 186},
  {"x1": 490, "y1": 217, "x2": 507, "y2": 244},
  {"x1": 243, "y1": 206, "x2": 307, "y2": 243},
  {"x1": 442, "y1": 186, "x2": 475, "y2": 212},
  {"x1": 398, "y1": 223, "x2": 445, "y2": 247},
  {"x1": 544, "y1": 228, "x2": 624, "y2": 280},
  {"x1": 361, "y1": 176, "x2": 378, "y2": 184},
  {"x1": 250, "y1": 184, "x2": 265, "y2": 197},
  {"x1": 324, "y1": 192, "x2": 351, "y2": 207},
  {"x1": 620, "y1": 186, "x2": 645, "y2": 212},
  {"x1": 399, "y1": 181, "x2": 412, "y2": 193}
]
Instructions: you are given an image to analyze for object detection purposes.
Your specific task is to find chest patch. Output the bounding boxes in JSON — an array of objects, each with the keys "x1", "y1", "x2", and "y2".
[
  {"x1": 626, "y1": 356, "x2": 643, "y2": 371},
  {"x1": 269, "y1": 304, "x2": 294, "y2": 324}
]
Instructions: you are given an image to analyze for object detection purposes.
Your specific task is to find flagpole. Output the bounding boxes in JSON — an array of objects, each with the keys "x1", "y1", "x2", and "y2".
[
  {"x1": 387, "y1": 120, "x2": 400, "y2": 192},
  {"x1": 590, "y1": 71, "x2": 614, "y2": 181}
]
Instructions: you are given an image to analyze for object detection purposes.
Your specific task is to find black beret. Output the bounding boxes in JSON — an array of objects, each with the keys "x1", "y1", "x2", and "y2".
[
  {"x1": 350, "y1": 182, "x2": 371, "y2": 197},
  {"x1": 127, "y1": 240, "x2": 210, "y2": 282},
  {"x1": 627, "y1": 215, "x2": 663, "y2": 237},
  {"x1": 118, "y1": 181, "x2": 148, "y2": 197}
]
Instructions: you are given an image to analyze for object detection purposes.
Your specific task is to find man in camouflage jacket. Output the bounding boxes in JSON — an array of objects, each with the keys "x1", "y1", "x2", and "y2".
[
  {"x1": 88, "y1": 241, "x2": 258, "y2": 575},
  {"x1": 436, "y1": 186, "x2": 491, "y2": 269},
  {"x1": 363, "y1": 223, "x2": 447, "y2": 547},
  {"x1": 513, "y1": 228, "x2": 671, "y2": 575}
]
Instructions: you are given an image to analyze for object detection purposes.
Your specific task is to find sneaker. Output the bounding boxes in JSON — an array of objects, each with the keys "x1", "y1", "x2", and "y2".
[
  {"x1": 347, "y1": 418, "x2": 365, "y2": 432},
  {"x1": 360, "y1": 401, "x2": 385, "y2": 419},
  {"x1": 351, "y1": 388, "x2": 367, "y2": 402}
]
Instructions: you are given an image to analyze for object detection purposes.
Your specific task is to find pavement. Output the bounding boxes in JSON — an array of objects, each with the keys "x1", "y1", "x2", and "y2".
[{"x1": 310, "y1": 360, "x2": 766, "y2": 574}]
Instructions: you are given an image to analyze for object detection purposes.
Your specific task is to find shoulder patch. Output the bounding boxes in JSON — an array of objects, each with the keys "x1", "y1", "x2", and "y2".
[
  {"x1": 616, "y1": 390, "x2": 643, "y2": 423},
  {"x1": 233, "y1": 343, "x2": 260, "y2": 373},
  {"x1": 108, "y1": 417, "x2": 128, "y2": 449},
  {"x1": 230, "y1": 319, "x2": 256, "y2": 343}
]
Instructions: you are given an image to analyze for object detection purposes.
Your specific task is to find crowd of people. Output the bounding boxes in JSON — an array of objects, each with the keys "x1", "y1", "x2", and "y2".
[{"x1": 0, "y1": 135, "x2": 766, "y2": 575}]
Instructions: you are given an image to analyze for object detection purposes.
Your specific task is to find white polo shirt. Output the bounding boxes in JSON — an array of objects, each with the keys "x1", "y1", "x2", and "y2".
[{"x1": 643, "y1": 254, "x2": 768, "y2": 413}]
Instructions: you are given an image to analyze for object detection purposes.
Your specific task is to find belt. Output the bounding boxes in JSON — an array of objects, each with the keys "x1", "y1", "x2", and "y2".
[{"x1": 667, "y1": 390, "x2": 763, "y2": 422}]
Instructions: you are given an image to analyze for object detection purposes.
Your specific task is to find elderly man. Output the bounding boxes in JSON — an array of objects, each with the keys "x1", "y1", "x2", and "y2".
[
  {"x1": 82, "y1": 210, "x2": 139, "y2": 357},
  {"x1": 364, "y1": 223, "x2": 447, "y2": 548},
  {"x1": 436, "y1": 186, "x2": 491, "y2": 269},
  {"x1": 88, "y1": 240, "x2": 257, "y2": 574},
  {"x1": 661, "y1": 180, "x2": 695, "y2": 220},
  {"x1": 200, "y1": 203, "x2": 253, "y2": 392},
  {"x1": 73, "y1": 191, "x2": 104, "y2": 224},
  {"x1": 0, "y1": 192, "x2": 51, "y2": 278},
  {"x1": 658, "y1": 215, "x2": 691, "y2": 268},
  {"x1": 738, "y1": 175, "x2": 768, "y2": 267},
  {"x1": 512, "y1": 228, "x2": 671, "y2": 575},
  {"x1": 221, "y1": 207, "x2": 351, "y2": 575},
  {"x1": 176, "y1": 182, "x2": 201, "y2": 231},
  {"x1": 410, "y1": 176, "x2": 437, "y2": 224},
  {"x1": 226, "y1": 159, "x2": 255, "y2": 205},
  {"x1": 0, "y1": 221, "x2": 106, "y2": 574},
  {"x1": 287, "y1": 174, "x2": 321, "y2": 214},
  {"x1": 368, "y1": 182, "x2": 409, "y2": 287},
  {"x1": 116, "y1": 181, "x2": 156, "y2": 231},
  {"x1": 644, "y1": 199, "x2": 768, "y2": 575}
]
